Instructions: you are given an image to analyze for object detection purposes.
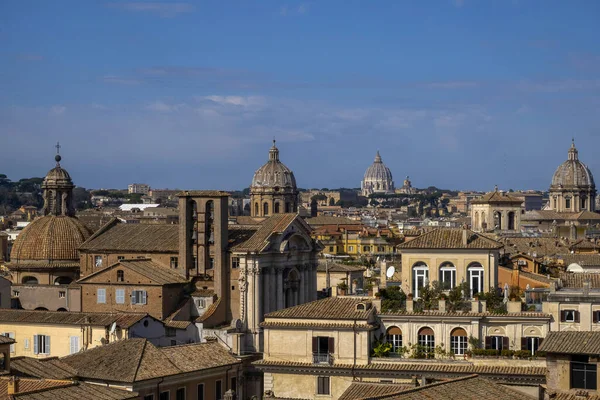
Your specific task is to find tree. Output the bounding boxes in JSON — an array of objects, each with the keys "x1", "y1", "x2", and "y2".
[{"x1": 73, "y1": 187, "x2": 92, "y2": 210}]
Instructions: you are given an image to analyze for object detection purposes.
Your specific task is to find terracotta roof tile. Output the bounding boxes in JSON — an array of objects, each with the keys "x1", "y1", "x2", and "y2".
[
  {"x1": 265, "y1": 297, "x2": 375, "y2": 320},
  {"x1": 259, "y1": 321, "x2": 376, "y2": 330},
  {"x1": 522, "y1": 210, "x2": 600, "y2": 222},
  {"x1": 397, "y1": 228, "x2": 503, "y2": 250},
  {"x1": 339, "y1": 382, "x2": 412, "y2": 400},
  {"x1": 386, "y1": 375, "x2": 535, "y2": 399},
  {"x1": 79, "y1": 220, "x2": 178, "y2": 253},
  {"x1": 560, "y1": 254, "x2": 600, "y2": 268},
  {"x1": 0, "y1": 336, "x2": 15, "y2": 345},
  {"x1": 10, "y1": 357, "x2": 77, "y2": 379},
  {"x1": 159, "y1": 341, "x2": 239, "y2": 372},
  {"x1": 305, "y1": 216, "x2": 361, "y2": 227},
  {"x1": 471, "y1": 191, "x2": 524, "y2": 205},
  {"x1": 77, "y1": 259, "x2": 187, "y2": 285},
  {"x1": 232, "y1": 214, "x2": 298, "y2": 252},
  {"x1": 559, "y1": 272, "x2": 600, "y2": 289},
  {"x1": 547, "y1": 392, "x2": 600, "y2": 400},
  {"x1": 177, "y1": 190, "x2": 230, "y2": 197},
  {"x1": 0, "y1": 309, "x2": 146, "y2": 329},
  {"x1": 0, "y1": 378, "x2": 74, "y2": 399},
  {"x1": 7, "y1": 381, "x2": 138, "y2": 399},
  {"x1": 539, "y1": 331, "x2": 600, "y2": 355},
  {"x1": 316, "y1": 262, "x2": 366, "y2": 273}
]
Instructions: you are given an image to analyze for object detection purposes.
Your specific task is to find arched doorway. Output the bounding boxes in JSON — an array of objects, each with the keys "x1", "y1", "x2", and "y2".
[
  {"x1": 450, "y1": 328, "x2": 468, "y2": 355},
  {"x1": 412, "y1": 262, "x2": 428, "y2": 298},
  {"x1": 386, "y1": 326, "x2": 402, "y2": 353},
  {"x1": 418, "y1": 327, "x2": 435, "y2": 357}
]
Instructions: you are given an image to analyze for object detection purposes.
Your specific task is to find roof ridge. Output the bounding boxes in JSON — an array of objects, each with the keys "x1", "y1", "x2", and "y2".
[
  {"x1": 381, "y1": 374, "x2": 480, "y2": 398},
  {"x1": 132, "y1": 338, "x2": 148, "y2": 382}
]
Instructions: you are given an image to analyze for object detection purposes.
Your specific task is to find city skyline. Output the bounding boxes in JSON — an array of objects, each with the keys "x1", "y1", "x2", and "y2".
[{"x1": 2, "y1": 1, "x2": 599, "y2": 190}]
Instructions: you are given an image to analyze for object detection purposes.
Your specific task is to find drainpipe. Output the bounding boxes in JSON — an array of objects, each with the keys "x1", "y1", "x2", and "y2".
[{"x1": 352, "y1": 319, "x2": 357, "y2": 381}]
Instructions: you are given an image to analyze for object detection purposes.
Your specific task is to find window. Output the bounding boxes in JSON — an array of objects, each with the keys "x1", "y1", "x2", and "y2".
[
  {"x1": 418, "y1": 327, "x2": 435, "y2": 356},
  {"x1": 582, "y1": 197, "x2": 587, "y2": 209},
  {"x1": 329, "y1": 246, "x2": 334, "y2": 252},
  {"x1": 143, "y1": 395, "x2": 154, "y2": 400},
  {"x1": 561, "y1": 310, "x2": 579, "y2": 323},
  {"x1": 196, "y1": 299, "x2": 206, "y2": 308},
  {"x1": 175, "y1": 388, "x2": 185, "y2": 400},
  {"x1": 166, "y1": 327, "x2": 177, "y2": 337},
  {"x1": 208, "y1": 257, "x2": 214, "y2": 270},
  {"x1": 13, "y1": 290, "x2": 19, "y2": 297},
  {"x1": 363, "y1": 245, "x2": 370, "y2": 252},
  {"x1": 70, "y1": 336, "x2": 79, "y2": 354},
  {"x1": 58, "y1": 291, "x2": 66, "y2": 298},
  {"x1": 263, "y1": 202, "x2": 269, "y2": 216},
  {"x1": 159, "y1": 391, "x2": 170, "y2": 400},
  {"x1": 192, "y1": 256, "x2": 197, "y2": 269},
  {"x1": 571, "y1": 355, "x2": 597, "y2": 390},
  {"x1": 24, "y1": 338, "x2": 29, "y2": 350},
  {"x1": 386, "y1": 327, "x2": 402, "y2": 353},
  {"x1": 566, "y1": 198, "x2": 571, "y2": 209},
  {"x1": 115, "y1": 289, "x2": 125, "y2": 304},
  {"x1": 117, "y1": 270, "x2": 124, "y2": 282},
  {"x1": 197, "y1": 384, "x2": 204, "y2": 400},
  {"x1": 215, "y1": 380, "x2": 222, "y2": 400},
  {"x1": 522, "y1": 337, "x2": 542, "y2": 355},
  {"x1": 231, "y1": 377, "x2": 237, "y2": 392},
  {"x1": 33, "y1": 335, "x2": 50, "y2": 355},
  {"x1": 97, "y1": 288, "x2": 106, "y2": 304},
  {"x1": 274, "y1": 202, "x2": 280, "y2": 213},
  {"x1": 486, "y1": 336, "x2": 508, "y2": 351},
  {"x1": 467, "y1": 264, "x2": 484, "y2": 298},
  {"x1": 117, "y1": 256, "x2": 125, "y2": 261},
  {"x1": 439, "y1": 263, "x2": 456, "y2": 289},
  {"x1": 348, "y1": 246, "x2": 354, "y2": 252},
  {"x1": 317, "y1": 376, "x2": 330, "y2": 395},
  {"x1": 313, "y1": 336, "x2": 333, "y2": 364},
  {"x1": 593, "y1": 310, "x2": 600, "y2": 323},
  {"x1": 450, "y1": 328, "x2": 468, "y2": 355},
  {"x1": 94, "y1": 256, "x2": 103, "y2": 268},
  {"x1": 131, "y1": 290, "x2": 147, "y2": 305},
  {"x1": 170, "y1": 339, "x2": 176, "y2": 346},
  {"x1": 231, "y1": 257, "x2": 240, "y2": 269},
  {"x1": 170, "y1": 257, "x2": 178, "y2": 269},
  {"x1": 412, "y1": 263, "x2": 429, "y2": 298}
]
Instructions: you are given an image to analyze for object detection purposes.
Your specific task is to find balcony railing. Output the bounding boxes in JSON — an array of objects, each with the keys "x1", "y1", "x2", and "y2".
[{"x1": 313, "y1": 352, "x2": 333, "y2": 364}]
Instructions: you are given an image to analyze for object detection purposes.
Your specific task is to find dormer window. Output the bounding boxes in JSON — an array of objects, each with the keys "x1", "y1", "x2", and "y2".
[{"x1": 117, "y1": 270, "x2": 124, "y2": 282}]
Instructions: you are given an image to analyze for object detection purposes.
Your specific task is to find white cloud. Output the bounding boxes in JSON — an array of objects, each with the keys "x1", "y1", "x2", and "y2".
[
  {"x1": 49, "y1": 106, "x2": 66, "y2": 115},
  {"x1": 145, "y1": 101, "x2": 185, "y2": 112},
  {"x1": 202, "y1": 95, "x2": 265, "y2": 107},
  {"x1": 107, "y1": 2, "x2": 195, "y2": 18}
]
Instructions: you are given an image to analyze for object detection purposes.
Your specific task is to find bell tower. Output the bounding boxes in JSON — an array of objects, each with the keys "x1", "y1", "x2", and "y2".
[{"x1": 42, "y1": 142, "x2": 75, "y2": 217}]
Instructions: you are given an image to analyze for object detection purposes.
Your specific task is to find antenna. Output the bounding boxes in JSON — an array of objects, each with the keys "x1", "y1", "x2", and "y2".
[{"x1": 109, "y1": 322, "x2": 117, "y2": 334}]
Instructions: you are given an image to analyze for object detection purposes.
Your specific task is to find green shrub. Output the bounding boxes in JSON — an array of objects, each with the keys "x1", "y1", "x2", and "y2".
[
  {"x1": 514, "y1": 350, "x2": 532, "y2": 359},
  {"x1": 501, "y1": 349, "x2": 515, "y2": 358}
]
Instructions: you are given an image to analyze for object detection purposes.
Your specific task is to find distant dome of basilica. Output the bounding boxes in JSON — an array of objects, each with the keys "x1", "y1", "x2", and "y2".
[
  {"x1": 361, "y1": 151, "x2": 394, "y2": 196},
  {"x1": 251, "y1": 140, "x2": 297, "y2": 190},
  {"x1": 551, "y1": 141, "x2": 595, "y2": 189}
]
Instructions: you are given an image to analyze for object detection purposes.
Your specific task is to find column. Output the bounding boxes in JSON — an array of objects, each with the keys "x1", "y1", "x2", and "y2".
[
  {"x1": 263, "y1": 269, "x2": 271, "y2": 315},
  {"x1": 254, "y1": 267, "x2": 262, "y2": 330},
  {"x1": 276, "y1": 269, "x2": 284, "y2": 310},
  {"x1": 299, "y1": 266, "x2": 305, "y2": 305}
]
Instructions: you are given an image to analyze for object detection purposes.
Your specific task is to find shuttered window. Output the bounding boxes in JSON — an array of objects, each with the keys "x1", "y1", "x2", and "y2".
[
  {"x1": 317, "y1": 376, "x2": 330, "y2": 395},
  {"x1": 33, "y1": 335, "x2": 50, "y2": 355},
  {"x1": 70, "y1": 336, "x2": 79, "y2": 354},
  {"x1": 115, "y1": 289, "x2": 125, "y2": 304},
  {"x1": 131, "y1": 290, "x2": 147, "y2": 305},
  {"x1": 97, "y1": 288, "x2": 106, "y2": 304},
  {"x1": 561, "y1": 310, "x2": 579, "y2": 323}
]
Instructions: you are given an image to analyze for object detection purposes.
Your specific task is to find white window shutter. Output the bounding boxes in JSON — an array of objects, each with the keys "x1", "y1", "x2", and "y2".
[
  {"x1": 70, "y1": 336, "x2": 79, "y2": 354},
  {"x1": 142, "y1": 291, "x2": 147, "y2": 305},
  {"x1": 33, "y1": 335, "x2": 39, "y2": 355},
  {"x1": 45, "y1": 335, "x2": 50, "y2": 355},
  {"x1": 131, "y1": 292, "x2": 136, "y2": 304},
  {"x1": 24, "y1": 338, "x2": 30, "y2": 350}
]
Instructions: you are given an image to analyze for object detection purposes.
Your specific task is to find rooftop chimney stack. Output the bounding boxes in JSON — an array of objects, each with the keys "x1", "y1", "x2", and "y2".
[
  {"x1": 7, "y1": 376, "x2": 19, "y2": 395},
  {"x1": 462, "y1": 228, "x2": 469, "y2": 246}
]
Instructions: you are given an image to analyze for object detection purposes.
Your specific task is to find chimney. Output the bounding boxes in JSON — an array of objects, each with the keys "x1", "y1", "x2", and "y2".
[
  {"x1": 438, "y1": 299, "x2": 446, "y2": 313},
  {"x1": 471, "y1": 299, "x2": 480, "y2": 313},
  {"x1": 480, "y1": 300, "x2": 487, "y2": 313},
  {"x1": 7, "y1": 376, "x2": 19, "y2": 395},
  {"x1": 583, "y1": 281, "x2": 591, "y2": 297},
  {"x1": 462, "y1": 228, "x2": 469, "y2": 246}
]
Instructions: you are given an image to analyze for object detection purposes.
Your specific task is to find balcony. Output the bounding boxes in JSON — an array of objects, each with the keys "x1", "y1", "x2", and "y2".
[{"x1": 313, "y1": 352, "x2": 333, "y2": 364}]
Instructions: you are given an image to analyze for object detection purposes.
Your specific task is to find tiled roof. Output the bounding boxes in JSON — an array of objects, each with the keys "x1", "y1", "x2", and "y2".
[
  {"x1": 0, "y1": 309, "x2": 146, "y2": 329},
  {"x1": 385, "y1": 375, "x2": 535, "y2": 400},
  {"x1": 228, "y1": 225, "x2": 260, "y2": 248},
  {"x1": 339, "y1": 382, "x2": 412, "y2": 400},
  {"x1": 559, "y1": 272, "x2": 600, "y2": 289},
  {"x1": 560, "y1": 254, "x2": 600, "y2": 268},
  {"x1": 195, "y1": 297, "x2": 221, "y2": 323},
  {"x1": 471, "y1": 191, "x2": 524, "y2": 205},
  {"x1": 61, "y1": 338, "x2": 239, "y2": 383},
  {"x1": 231, "y1": 216, "x2": 266, "y2": 225},
  {"x1": 0, "y1": 378, "x2": 73, "y2": 399},
  {"x1": 547, "y1": 392, "x2": 600, "y2": 400},
  {"x1": 539, "y1": 331, "x2": 600, "y2": 355},
  {"x1": 10, "y1": 357, "x2": 77, "y2": 379},
  {"x1": 79, "y1": 219, "x2": 178, "y2": 252},
  {"x1": 177, "y1": 190, "x2": 230, "y2": 197},
  {"x1": 305, "y1": 216, "x2": 361, "y2": 226},
  {"x1": 8, "y1": 216, "x2": 92, "y2": 268},
  {"x1": 231, "y1": 213, "x2": 299, "y2": 252},
  {"x1": 0, "y1": 336, "x2": 15, "y2": 345},
  {"x1": 571, "y1": 239, "x2": 600, "y2": 250},
  {"x1": 500, "y1": 237, "x2": 571, "y2": 258},
  {"x1": 5, "y1": 380, "x2": 139, "y2": 399},
  {"x1": 77, "y1": 259, "x2": 187, "y2": 285},
  {"x1": 316, "y1": 261, "x2": 366, "y2": 273},
  {"x1": 265, "y1": 297, "x2": 375, "y2": 320},
  {"x1": 522, "y1": 210, "x2": 600, "y2": 222},
  {"x1": 253, "y1": 360, "x2": 546, "y2": 377},
  {"x1": 397, "y1": 228, "x2": 503, "y2": 250},
  {"x1": 259, "y1": 321, "x2": 376, "y2": 330}
]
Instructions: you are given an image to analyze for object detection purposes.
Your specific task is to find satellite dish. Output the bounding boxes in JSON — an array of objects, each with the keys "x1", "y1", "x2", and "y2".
[
  {"x1": 386, "y1": 266, "x2": 395, "y2": 278},
  {"x1": 109, "y1": 322, "x2": 117, "y2": 334}
]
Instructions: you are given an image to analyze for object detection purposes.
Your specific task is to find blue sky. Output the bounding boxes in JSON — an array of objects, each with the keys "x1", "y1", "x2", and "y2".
[{"x1": 1, "y1": 1, "x2": 599, "y2": 191}]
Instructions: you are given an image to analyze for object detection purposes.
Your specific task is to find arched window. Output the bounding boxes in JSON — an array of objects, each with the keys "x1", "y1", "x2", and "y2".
[
  {"x1": 285, "y1": 202, "x2": 291, "y2": 213},
  {"x1": 418, "y1": 327, "x2": 435, "y2": 357},
  {"x1": 22, "y1": 276, "x2": 38, "y2": 285},
  {"x1": 581, "y1": 197, "x2": 587, "y2": 210},
  {"x1": 274, "y1": 202, "x2": 280, "y2": 213},
  {"x1": 386, "y1": 326, "x2": 402, "y2": 353},
  {"x1": 117, "y1": 270, "x2": 124, "y2": 282},
  {"x1": 467, "y1": 263, "x2": 484, "y2": 298},
  {"x1": 450, "y1": 328, "x2": 468, "y2": 355},
  {"x1": 481, "y1": 212, "x2": 486, "y2": 230},
  {"x1": 566, "y1": 197, "x2": 571, "y2": 209},
  {"x1": 54, "y1": 276, "x2": 73, "y2": 285},
  {"x1": 254, "y1": 202, "x2": 259, "y2": 216},
  {"x1": 263, "y1": 202, "x2": 269, "y2": 216},
  {"x1": 508, "y1": 211, "x2": 516, "y2": 230},
  {"x1": 439, "y1": 262, "x2": 456, "y2": 290},
  {"x1": 474, "y1": 212, "x2": 480, "y2": 231},
  {"x1": 412, "y1": 263, "x2": 429, "y2": 299}
]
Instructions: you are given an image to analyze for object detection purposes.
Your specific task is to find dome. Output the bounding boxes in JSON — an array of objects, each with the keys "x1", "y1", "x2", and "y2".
[
  {"x1": 551, "y1": 141, "x2": 595, "y2": 189},
  {"x1": 363, "y1": 151, "x2": 393, "y2": 182},
  {"x1": 251, "y1": 141, "x2": 297, "y2": 189},
  {"x1": 9, "y1": 215, "x2": 92, "y2": 268}
]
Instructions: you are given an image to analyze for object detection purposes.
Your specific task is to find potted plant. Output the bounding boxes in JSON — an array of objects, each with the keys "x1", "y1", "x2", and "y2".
[
  {"x1": 337, "y1": 282, "x2": 348, "y2": 295},
  {"x1": 365, "y1": 282, "x2": 374, "y2": 296},
  {"x1": 407, "y1": 293, "x2": 414, "y2": 300}
]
